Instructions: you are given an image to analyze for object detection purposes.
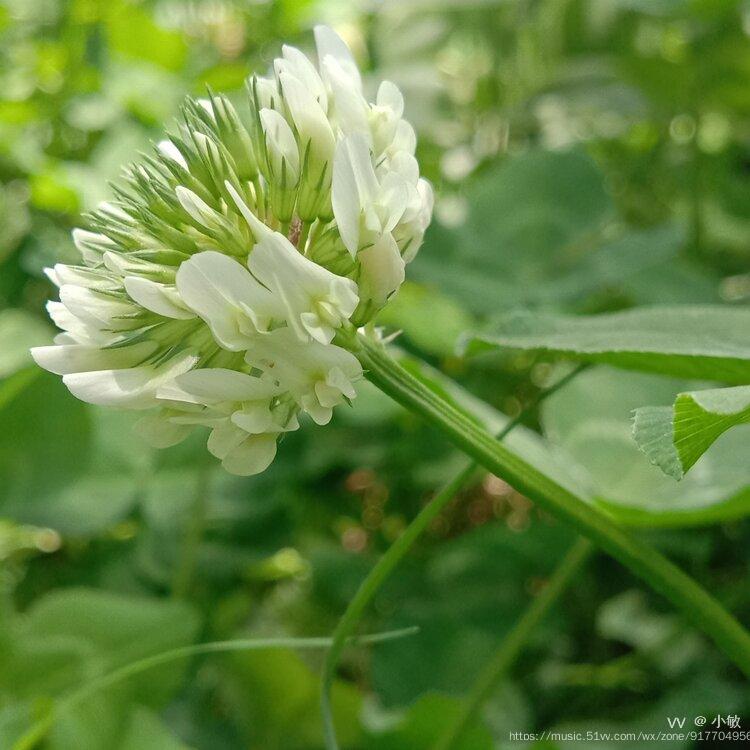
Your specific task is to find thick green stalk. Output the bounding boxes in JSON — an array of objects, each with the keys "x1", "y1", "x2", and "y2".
[
  {"x1": 433, "y1": 537, "x2": 593, "y2": 750},
  {"x1": 355, "y1": 336, "x2": 750, "y2": 680},
  {"x1": 320, "y1": 358, "x2": 587, "y2": 749}
]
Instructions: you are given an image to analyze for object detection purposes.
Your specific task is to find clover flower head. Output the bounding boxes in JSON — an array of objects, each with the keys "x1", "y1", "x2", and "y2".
[{"x1": 32, "y1": 26, "x2": 432, "y2": 476}]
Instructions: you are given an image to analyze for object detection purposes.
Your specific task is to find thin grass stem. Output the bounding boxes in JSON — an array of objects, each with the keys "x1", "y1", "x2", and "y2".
[
  {"x1": 433, "y1": 537, "x2": 593, "y2": 750},
  {"x1": 320, "y1": 355, "x2": 588, "y2": 749},
  {"x1": 13, "y1": 627, "x2": 418, "y2": 750}
]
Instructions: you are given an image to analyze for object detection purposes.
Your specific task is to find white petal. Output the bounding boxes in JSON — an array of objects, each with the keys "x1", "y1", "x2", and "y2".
[
  {"x1": 247, "y1": 226, "x2": 359, "y2": 340},
  {"x1": 330, "y1": 277, "x2": 360, "y2": 318},
  {"x1": 251, "y1": 327, "x2": 358, "y2": 375},
  {"x1": 176, "y1": 251, "x2": 279, "y2": 349},
  {"x1": 72, "y1": 229, "x2": 117, "y2": 265},
  {"x1": 299, "y1": 311, "x2": 333, "y2": 345},
  {"x1": 376, "y1": 81, "x2": 404, "y2": 117},
  {"x1": 248, "y1": 226, "x2": 326, "y2": 290},
  {"x1": 332, "y1": 140, "x2": 362, "y2": 255},
  {"x1": 312, "y1": 339, "x2": 363, "y2": 382},
  {"x1": 54, "y1": 264, "x2": 119, "y2": 291},
  {"x1": 249, "y1": 328, "x2": 361, "y2": 422},
  {"x1": 31, "y1": 341, "x2": 157, "y2": 376},
  {"x1": 63, "y1": 351, "x2": 197, "y2": 409},
  {"x1": 279, "y1": 72, "x2": 335, "y2": 163},
  {"x1": 280, "y1": 45, "x2": 328, "y2": 109},
  {"x1": 207, "y1": 420, "x2": 247, "y2": 460},
  {"x1": 327, "y1": 365, "x2": 357, "y2": 400},
  {"x1": 300, "y1": 392, "x2": 333, "y2": 425},
  {"x1": 345, "y1": 134, "x2": 378, "y2": 202},
  {"x1": 222, "y1": 433, "x2": 278, "y2": 476},
  {"x1": 314, "y1": 25, "x2": 362, "y2": 90},
  {"x1": 389, "y1": 151, "x2": 420, "y2": 185},
  {"x1": 332, "y1": 134, "x2": 380, "y2": 255},
  {"x1": 259, "y1": 108, "x2": 300, "y2": 181},
  {"x1": 157, "y1": 140, "x2": 188, "y2": 169},
  {"x1": 230, "y1": 403, "x2": 274, "y2": 434},
  {"x1": 401, "y1": 179, "x2": 434, "y2": 263},
  {"x1": 134, "y1": 411, "x2": 192, "y2": 448},
  {"x1": 176, "y1": 186, "x2": 222, "y2": 229},
  {"x1": 357, "y1": 233, "x2": 405, "y2": 304},
  {"x1": 315, "y1": 379, "x2": 345, "y2": 409},
  {"x1": 392, "y1": 120, "x2": 417, "y2": 155},
  {"x1": 44, "y1": 267, "x2": 60, "y2": 287},
  {"x1": 155, "y1": 381, "x2": 206, "y2": 406},
  {"x1": 418, "y1": 178, "x2": 434, "y2": 223},
  {"x1": 46, "y1": 301, "x2": 109, "y2": 346},
  {"x1": 59, "y1": 285, "x2": 142, "y2": 329},
  {"x1": 124, "y1": 276, "x2": 195, "y2": 319},
  {"x1": 175, "y1": 368, "x2": 278, "y2": 404},
  {"x1": 322, "y1": 57, "x2": 369, "y2": 136},
  {"x1": 168, "y1": 409, "x2": 224, "y2": 426},
  {"x1": 252, "y1": 75, "x2": 280, "y2": 110},
  {"x1": 378, "y1": 171, "x2": 410, "y2": 232}
]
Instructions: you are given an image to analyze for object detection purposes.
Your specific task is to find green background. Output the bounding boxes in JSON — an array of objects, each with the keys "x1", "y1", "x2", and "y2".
[{"x1": 1, "y1": 0, "x2": 749, "y2": 747}]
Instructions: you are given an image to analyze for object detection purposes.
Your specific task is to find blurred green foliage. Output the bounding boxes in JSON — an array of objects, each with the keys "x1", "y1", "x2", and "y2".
[{"x1": 1, "y1": 0, "x2": 749, "y2": 748}]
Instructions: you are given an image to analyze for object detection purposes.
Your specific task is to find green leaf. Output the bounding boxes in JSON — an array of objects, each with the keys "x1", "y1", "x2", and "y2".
[
  {"x1": 411, "y1": 149, "x2": 612, "y2": 314},
  {"x1": 543, "y1": 367, "x2": 750, "y2": 527},
  {"x1": 19, "y1": 588, "x2": 201, "y2": 705},
  {"x1": 11, "y1": 629, "x2": 414, "y2": 750},
  {"x1": 522, "y1": 223, "x2": 686, "y2": 306},
  {"x1": 597, "y1": 590, "x2": 703, "y2": 675},
  {"x1": 0, "y1": 634, "x2": 93, "y2": 700},
  {"x1": 369, "y1": 522, "x2": 574, "y2": 706},
  {"x1": 398, "y1": 353, "x2": 591, "y2": 500},
  {"x1": 0, "y1": 373, "x2": 92, "y2": 513},
  {"x1": 364, "y1": 693, "x2": 493, "y2": 750},
  {"x1": 405, "y1": 357, "x2": 750, "y2": 527},
  {"x1": 4, "y1": 589, "x2": 202, "y2": 750},
  {"x1": 225, "y1": 645, "x2": 364, "y2": 748},
  {"x1": 47, "y1": 694, "x2": 125, "y2": 750},
  {"x1": 0, "y1": 309, "x2": 51, "y2": 378},
  {"x1": 0, "y1": 402, "x2": 150, "y2": 535},
  {"x1": 541, "y1": 673, "x2": 744, "y2": 750},
  {"x1": 117, "y1": 708, "x2": 194, "y2": 750},
  {"x1": 34, "y1": 473, "x2": 141, "y2": 536},
  {"x1": 465, "y1": 305, "x2": 750, "y2": 384},
  {"x1": 609, "y1": 0, "x2": 691, "y2": 13},
  {"x1": 634, "y1": 385, "x2": 750, "y2": 480},
  {"x1": 411, "y1": 149, "x2": 683, "y2": 315},
  {"x1": 5, "y1": 702, "x2": 194, "y2": 750}
]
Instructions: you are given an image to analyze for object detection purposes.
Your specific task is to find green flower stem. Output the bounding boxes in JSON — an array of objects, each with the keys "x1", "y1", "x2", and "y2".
[
  {"x1": 355, "y1": 335, "x2": 750, "y2": 679},
  {"x1": 320, "y1": 356, "x2": 588, "y2": 750},
  {"x1": 433, "y1": 537, "x2": 593, "y2": 750},
  {"x1": 13, "y1": 627, "x2": 418, "y2": 750}
]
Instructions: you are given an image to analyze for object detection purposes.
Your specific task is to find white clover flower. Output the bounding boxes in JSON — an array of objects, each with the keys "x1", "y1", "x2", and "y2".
[
  {"x1": 31, "y1": 25, "x2": 432, "y2": 476},
  {"x1": 144, "y1": 368, "x2": 297, "y2": 475},
  {"x1": 248, "y1": 327, "x2": 361, "y2": 426}
]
